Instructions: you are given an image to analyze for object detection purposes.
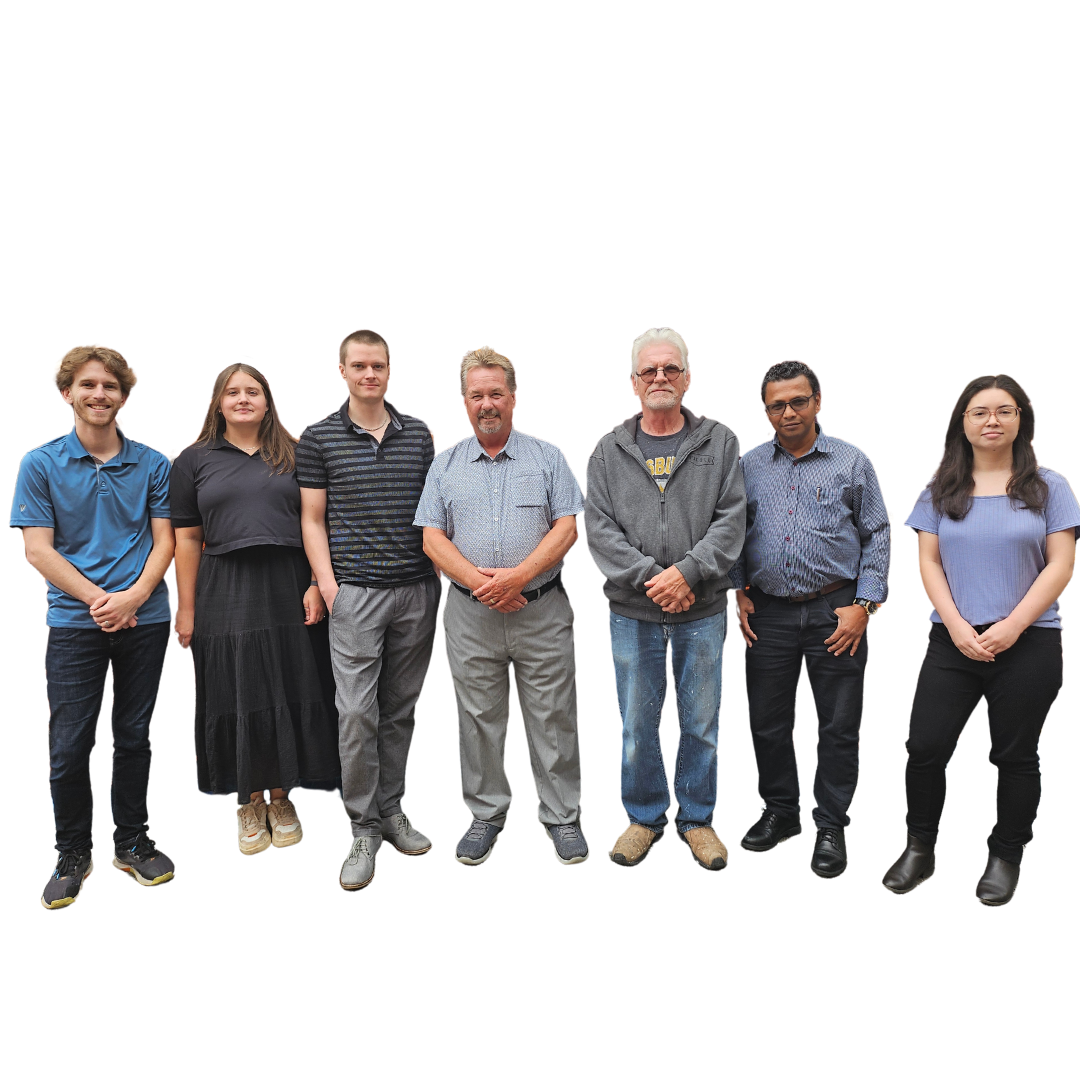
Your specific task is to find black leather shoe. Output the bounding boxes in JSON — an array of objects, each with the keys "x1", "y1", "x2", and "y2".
[
  {"x1": 810, "y1": 827, "x2": 847, "y2": 878},
  {"x1": 882, "y1": 834, "x2": 935, "y2": 894},
  {"x1": 976, "y1": 855, "x2": 1020, "y2": 906},
  {"x1": 741, "y1": 810, "x2": 802, "y2": 851}
]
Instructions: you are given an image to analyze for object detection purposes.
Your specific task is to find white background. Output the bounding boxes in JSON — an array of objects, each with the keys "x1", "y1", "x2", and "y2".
[{"x1": 2, "y1": 3, "x2": 1076, "y2": 1077}]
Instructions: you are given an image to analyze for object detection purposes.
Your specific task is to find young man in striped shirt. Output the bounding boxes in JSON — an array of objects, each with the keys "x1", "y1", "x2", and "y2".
[{"x1": 297, "y1": 330, "x2": 440, "y2": 891}]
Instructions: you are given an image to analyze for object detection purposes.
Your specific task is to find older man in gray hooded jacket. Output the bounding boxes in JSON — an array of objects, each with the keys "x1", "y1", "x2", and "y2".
[{"x1": 585, "y1": 328, "x2": 745, "y2": 872}]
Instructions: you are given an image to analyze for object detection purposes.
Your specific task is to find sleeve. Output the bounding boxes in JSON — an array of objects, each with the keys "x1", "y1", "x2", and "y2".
[
  {"x1": 295, "y1": 428, "x2": 328, "y2": 489},
  {"x1": 10, "y1": 452, "x2": 56, "y2": 528},
  {"x1": 904, "y1": 487, "x2": 940, "y2": 534},
  {"x1": 412, "y1": 462, "x2": 448, "y2": 530},
  {"x1": 584, "y1": 442, "x2": 665, "y2": 592},
  {"x1": 548, "y1": 447, "x2": 584, "y2": 519},
  {"x1": 148, "y1": 451, "x2": 171, "y2": 519},
  {"x1": 1043, "y1": 471, "x2": 1080, "y2": 538},
  {"x1": 851, "y1": 453, "x2": 890, "y2": 603},
  {"x1": 422, "y1": 426, "x2": 435, "y2": 479},
  {"x1": 168, "y1": 450, "x2": 202, "y2": 528},
  {"x1": 673, "y1": 431, "x2": 747, "y2": 589}
]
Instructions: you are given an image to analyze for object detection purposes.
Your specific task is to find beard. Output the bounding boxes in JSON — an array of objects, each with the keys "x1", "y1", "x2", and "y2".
[
  {"x1": 477, "y1": 411, "x2": 504, "y2": 434},
  {"x1": 645, "y1": 389, "x2": 678, "y2": 411},
  {"x1": 73, "y1": 399, "x2": 119, "y2": 425}
]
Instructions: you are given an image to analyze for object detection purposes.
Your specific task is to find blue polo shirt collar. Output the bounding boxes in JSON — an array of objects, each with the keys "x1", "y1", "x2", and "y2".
[
  {"x1": 469, "y1": 427, "x2": 519, "y2": 462},
  {"x1": 772, "y1": 424, "x2": 829, "y2": 460},
  {"x1": 63, "y1": 427, "x2": 140, "y2": 465}
]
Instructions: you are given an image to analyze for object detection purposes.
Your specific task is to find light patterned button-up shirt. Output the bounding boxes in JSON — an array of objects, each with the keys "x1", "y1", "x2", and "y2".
[{"x1": 413, "y1": 428, "x2": 584, "y2": 591}]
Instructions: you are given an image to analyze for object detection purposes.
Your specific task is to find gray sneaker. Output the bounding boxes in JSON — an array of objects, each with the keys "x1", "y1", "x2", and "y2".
[
  {"x1": 381, "y1": 812, "x2": 431, "y2": 855},
  {"x1": 339, "y1": 835, "x2": 381, "y2": 890},
  {"x1": 456, "y1": 819, "x2": 499, "y2": 865},
  {"x1": 547, "y1": 822, "x2": 589, "y2": 864}
]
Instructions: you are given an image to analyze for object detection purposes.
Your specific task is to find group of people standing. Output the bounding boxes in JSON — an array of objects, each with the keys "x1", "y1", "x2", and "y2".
[{"x1": 13, "y1": 329, "x2": 1077, "y2": 911}]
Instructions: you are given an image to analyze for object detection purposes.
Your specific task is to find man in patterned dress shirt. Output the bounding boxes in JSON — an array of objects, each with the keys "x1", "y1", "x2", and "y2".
[
  {"x1": 732, "y1": 361, "x2": 890, "y2": 878},
  {"x1": 414, "y1": 347, "x2": 588, "y2": 867}
]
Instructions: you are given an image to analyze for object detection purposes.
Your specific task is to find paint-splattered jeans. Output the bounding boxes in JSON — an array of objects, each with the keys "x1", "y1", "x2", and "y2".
[{"x1": 609, "y1": 608, "x2": 726, "y2": 834}]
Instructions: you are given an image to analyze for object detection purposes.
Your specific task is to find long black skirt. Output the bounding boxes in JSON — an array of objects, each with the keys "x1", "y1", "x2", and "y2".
[{"x1": 192, "y1": 545, "x2": 340, "y2": 800}]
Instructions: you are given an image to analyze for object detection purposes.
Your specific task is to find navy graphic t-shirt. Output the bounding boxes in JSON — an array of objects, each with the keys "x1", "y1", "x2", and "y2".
[{"x1": 635, "y1": 420, "x2": 688, "y2": 492}]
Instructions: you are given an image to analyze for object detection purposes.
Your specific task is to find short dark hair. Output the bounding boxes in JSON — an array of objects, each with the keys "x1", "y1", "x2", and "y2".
[
  {"x1": 339, "y1": 329, "x2": 389, "y2": 365},
  {"x1": 761, "y1": 361, "x2": 820, "y2": 401}
]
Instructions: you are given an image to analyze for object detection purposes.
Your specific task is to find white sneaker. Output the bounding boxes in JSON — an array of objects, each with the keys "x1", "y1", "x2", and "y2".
[
  {"x1": 268, "y1": 798, "x2": 303, "y2": 848},
  {"x1": 237, "y1": 799, "x2": 271, "y2": 855}
]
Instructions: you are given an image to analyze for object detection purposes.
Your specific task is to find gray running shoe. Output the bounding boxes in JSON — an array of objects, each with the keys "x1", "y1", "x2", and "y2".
[
  {"x1": 456, "y1": 819, "x2": 499, "y2": 865},
  {"x1": 113, "y1": 833, "x2": 175, "y2": 886},
  {"x1": 381, "y1": 812, "x2": 431, "y2": 855},
  {"x1": 547, "y1": 822, "x2": 589, "y2": 864},
  {"x1": 41, "y1": 850, "x2": 93, "y2": 910},
  {"x1": 339, "y1": 835, "x2": 380, "y2": 890}
]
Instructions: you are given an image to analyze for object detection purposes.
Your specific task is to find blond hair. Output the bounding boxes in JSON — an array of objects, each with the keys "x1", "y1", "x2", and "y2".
[
  {"x1": 460, "y1": 346, "x2": 516, "y2": 395},
  {"x1": 56, "y1": 346, "x2": 137, "y2": 398},
  {"x1": 631, "y1": 328, "x2": 689, "y2": 375}
]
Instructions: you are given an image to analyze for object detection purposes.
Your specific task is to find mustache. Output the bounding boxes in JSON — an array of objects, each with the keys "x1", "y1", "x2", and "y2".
[{"x1": 478, "y1": 409, "x2": 501, "y2": 419}]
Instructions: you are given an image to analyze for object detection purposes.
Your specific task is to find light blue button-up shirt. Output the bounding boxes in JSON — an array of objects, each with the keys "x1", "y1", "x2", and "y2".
[
  {"x1": 413, "y1": 428, "x2": 584, "y2": 591},
  {"x1": 730, "y1": 426, "x2": 890, "y2": 602}
]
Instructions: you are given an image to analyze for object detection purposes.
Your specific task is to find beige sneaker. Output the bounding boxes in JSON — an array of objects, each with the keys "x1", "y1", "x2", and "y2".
[
  {"x1": 682, "y1": 826, "x2": 728, "y2": 870},
  {"x1": 609, "y1": 823, "x2": 662, "y2": 867},
  {"x1": 237, "y1": 799, "x2": 271, "y2": 855},
  {"x1": 267, "y1": 797, "x2": 303, "y2": 848}
]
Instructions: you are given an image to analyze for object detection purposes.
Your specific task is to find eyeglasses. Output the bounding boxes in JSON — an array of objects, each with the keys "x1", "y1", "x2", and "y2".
[
  {"x1": 965, "y1": 406, "x2": 1021, "y2": 423},
  {"x1": 764, "y1": 395, "x2": 817, "y2": 417},
  {"x1": 635, "y1": 365, "x2": 685, "y2": 383}
]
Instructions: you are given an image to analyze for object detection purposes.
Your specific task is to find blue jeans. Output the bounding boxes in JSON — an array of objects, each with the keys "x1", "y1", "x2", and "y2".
[
  {"x1": 610, "y1": 609, "x2": 726, "y2": 833},
  {"x1": 45, "y1": 622, "x2": 170, "y2": 853}
]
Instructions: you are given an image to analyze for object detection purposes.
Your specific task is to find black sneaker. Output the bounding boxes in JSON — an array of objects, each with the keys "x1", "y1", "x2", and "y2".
[
  {"x1": 41, "y1": 850, "x2": 93, "y2": 910},
  {"x1": 113, "y1": 833, "x2": 175, "y2": 886}
]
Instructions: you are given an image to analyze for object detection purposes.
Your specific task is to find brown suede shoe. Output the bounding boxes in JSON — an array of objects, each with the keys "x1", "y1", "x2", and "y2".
[
  {"x1": 682, "y1": 826, "x2": 728, "y2": 870},
  {"x1": 609, "y1": 824, "x2": 662, "y2": 867}
]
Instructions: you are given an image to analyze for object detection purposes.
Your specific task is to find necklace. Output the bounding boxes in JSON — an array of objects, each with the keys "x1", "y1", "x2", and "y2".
[
  {"x1": 357, "y1": 411, "x2": 391, "y2": 433},
  {"x1": 227, "y1": 440, "x2": 261, "y2": 453}
]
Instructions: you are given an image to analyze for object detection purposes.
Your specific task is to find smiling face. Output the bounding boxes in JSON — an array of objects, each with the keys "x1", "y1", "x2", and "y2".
[
  {"x1": 340, "y1": 341, "x2": 390, "y2": 405},
  {"x1": 763, "y1": 375, "x2": 821, "y2": 446},
  {"x1": 632, "y1": 343, "x2": 690, "y2": 413},
  {"x1": 963, "y1": 386, "x2": 1020, "y2": 455},
  {"x1": 465, "y1": 365, "x2": 515, "y2": 439},
  {"x1": 219, "y1": 370, "x2": 268, "y2": 430},
  {"x1": 61, "y1": 360, "x2": 127, "y2": 428}
]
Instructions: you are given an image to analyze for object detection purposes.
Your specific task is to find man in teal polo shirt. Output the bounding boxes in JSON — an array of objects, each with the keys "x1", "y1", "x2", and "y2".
[{"x1": 12, "y1": 346, "x2": 177, "y2": 909}]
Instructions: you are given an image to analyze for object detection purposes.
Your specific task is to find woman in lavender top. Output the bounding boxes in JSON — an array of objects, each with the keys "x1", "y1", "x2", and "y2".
[{"x1": 883, "y1": 375, "x2": 1078, "y2": 905}]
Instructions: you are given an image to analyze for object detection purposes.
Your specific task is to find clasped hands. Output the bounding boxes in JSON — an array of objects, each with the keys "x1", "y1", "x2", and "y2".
[
  {"x1": 472, "y1": 567, "x2": 530, "y2": 612},
  {"x1": 644, "y1": 566, "x2": 695, "y2": 613},
  {"x1": 89, "y1": 589, "x2": 142, "y2": 632},
  {"x1": 947, "y1": 616, "x2": 1021, "y2": 662}
]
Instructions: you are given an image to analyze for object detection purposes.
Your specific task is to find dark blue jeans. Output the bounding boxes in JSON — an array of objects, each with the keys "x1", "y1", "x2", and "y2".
[
  {"x1": 744, "y1": 583, "x2": 867, "y2": 829},
  {"x1": 45, "y1": 621, "x2": 170, "y2": 853},
  {"x1": 610, "y1": 609, "x2": 726, "y2": 834}
]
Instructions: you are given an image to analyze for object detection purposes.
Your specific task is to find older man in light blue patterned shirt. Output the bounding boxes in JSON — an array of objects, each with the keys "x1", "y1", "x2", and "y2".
[{"x1": 414, "y1": 347, "x2": 587, "y2": 866}]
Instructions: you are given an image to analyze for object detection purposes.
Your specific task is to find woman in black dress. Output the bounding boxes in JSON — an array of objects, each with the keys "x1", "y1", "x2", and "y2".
[{"x1": 172, "y1": 364, "x2": 339, "y2": 854}]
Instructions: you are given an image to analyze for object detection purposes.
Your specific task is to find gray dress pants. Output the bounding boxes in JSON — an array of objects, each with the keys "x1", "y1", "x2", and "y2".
[
  {"x1": 330, "y1": 577, "x2": 440, "y2": 837},
  {"x1": 444, "y1": 583, "x2": 581, "y2": 828}
]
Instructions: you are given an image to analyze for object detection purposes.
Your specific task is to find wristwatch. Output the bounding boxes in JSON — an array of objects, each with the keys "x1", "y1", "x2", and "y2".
[{"x1": 853, "y1": 598, "x2": 880, "y2": 615}]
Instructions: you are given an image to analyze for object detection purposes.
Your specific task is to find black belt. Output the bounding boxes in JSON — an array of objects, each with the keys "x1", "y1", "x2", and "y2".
[
  {"x1": 453, "y1": 574, "x2": 561, "y2": 605},
  {"x1": 752, "y1": 579, "x2": 855, "y2": 603}
]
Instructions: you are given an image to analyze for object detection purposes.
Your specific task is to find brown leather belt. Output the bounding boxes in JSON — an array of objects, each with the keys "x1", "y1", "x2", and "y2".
[{"x1": 778, "y1": 579, "x2": 854, "y2": 603}]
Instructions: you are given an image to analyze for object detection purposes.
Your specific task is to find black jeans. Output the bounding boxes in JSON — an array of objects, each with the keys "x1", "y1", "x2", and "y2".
[
  {"x1": 745, "y1": 582, "x2": 867, "y2": 828},
  {"x1": 906, "y1": 622, "x2": 1062, "y2": 864},
  {"x1": 45, "y1": 622, "x2": 170, "y2": 853}
]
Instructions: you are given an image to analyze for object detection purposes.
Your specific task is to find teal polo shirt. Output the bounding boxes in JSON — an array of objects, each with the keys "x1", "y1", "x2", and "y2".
[{"x1": 11, "y1": 428, "x2": 172, "y2": 628}]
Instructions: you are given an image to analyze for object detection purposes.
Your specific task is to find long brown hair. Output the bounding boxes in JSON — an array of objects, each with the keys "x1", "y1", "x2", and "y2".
[
  {"x1": 930, "y1": 374, "x2": 1046, "y2": 520},
  {"x1": 194, "y1": 364, "x2": 297, "y2": 473}
]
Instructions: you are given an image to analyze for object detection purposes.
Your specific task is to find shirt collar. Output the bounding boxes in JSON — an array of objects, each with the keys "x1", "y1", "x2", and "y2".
[
  {"x1": 469, "y1": 427, "x2": 518, "y2": 462},
  {"x1": 64, "y1": 427, "x2": 138, "y2": 464},
  {"x1": 772, "y1": 423, "x2": 829, "y2": 460},
  {"x1": 338, "y1": 399, "x2": 404, "y2": 436}
]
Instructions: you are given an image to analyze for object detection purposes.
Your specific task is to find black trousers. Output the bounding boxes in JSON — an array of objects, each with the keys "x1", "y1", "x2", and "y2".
[
  {"x1": 745, "y1": 582, "x2": 867, "y2": 829},
  {"x1": 906, "y1": 622, "x2": 1062, "y2": 864}
]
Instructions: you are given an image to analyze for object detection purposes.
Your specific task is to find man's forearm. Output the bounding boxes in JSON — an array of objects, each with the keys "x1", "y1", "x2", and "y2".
[
  {"x1": 423, "y1": 528, "x2": 486, "y2": 590},
  {"x1": 511, "y1": 517, "x2": 577, "y2": 586},
  {"x1": 301, "y1": 516, "x2": 337, "y2": 586},
  {"x1": 26, "y1": 544, "x2": 104, "y2": 606},
  {"x1": 130, "y1": 521, "x2": 175, "y2": 604}
]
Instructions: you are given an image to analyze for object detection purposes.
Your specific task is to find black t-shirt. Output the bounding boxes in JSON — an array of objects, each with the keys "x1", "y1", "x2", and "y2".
[
  {"x1": 170, "y1": 438, "x2": 304, "y2": 555},
  {"x1": 635, "y1": 420, "x2": 688, "y2": 492}
]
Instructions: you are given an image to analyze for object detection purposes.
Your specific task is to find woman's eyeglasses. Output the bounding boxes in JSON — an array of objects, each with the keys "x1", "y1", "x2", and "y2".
[{"x1": 964, "y1": 406, "x2": 1021, "y2": 423}]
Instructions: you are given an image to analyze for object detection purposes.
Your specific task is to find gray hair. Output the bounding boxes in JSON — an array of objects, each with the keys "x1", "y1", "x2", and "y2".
[
  {"x1": 631, "y1": 327, "x2": 689, "y2": 375},
  {"x1": 460, "y1": 346, "x2": 516, "y2": 396}
]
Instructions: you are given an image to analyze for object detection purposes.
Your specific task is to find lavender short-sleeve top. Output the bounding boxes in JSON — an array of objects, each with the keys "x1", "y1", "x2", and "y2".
[{"x1": 905, "y1": 468, "x2": 1080, "y2": 629}]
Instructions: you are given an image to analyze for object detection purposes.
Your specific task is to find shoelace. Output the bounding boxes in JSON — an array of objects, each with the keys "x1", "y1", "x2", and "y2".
[
  {"x1": 391, "y1": 813, "x2": 411, "y2": 834},
  {"x1": 271, "y1": 800, "x2": 298, "y2": 826},
  {"x1": 348, "y1": 837, "x2": 373, "y2": 864},
  {"x1": 465, "y1": 820, "x2": 489, "y2": 843},
  {"x1": 55, "y1": 851, "x2": 88, "y2": 879},
  {"x1": 239, "y1": 804, "x2": 263, "y2": 834},
  {"x1": 125, "y1": 833, "x2": 158, "y2": 861},
  {"x1": 553, "y1": 824, "x2": 579, "y2": 842},
  {"x1": 818, "y1": 829, "x2": 841, "y2": 847}
]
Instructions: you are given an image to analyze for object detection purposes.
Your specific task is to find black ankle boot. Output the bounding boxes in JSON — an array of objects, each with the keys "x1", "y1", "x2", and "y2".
[
  {"x1": 976, "y1": 855, "x2": 1020, "y2": 906},
  {"x1": 882, "y1": 834, "x2": 935, "y2": 894}
]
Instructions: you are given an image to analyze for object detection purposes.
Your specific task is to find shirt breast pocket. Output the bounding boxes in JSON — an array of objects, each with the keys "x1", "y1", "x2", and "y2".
[
  {"x1": 815, "y1": 487, "x2": 851, "y2": 527},
  {"x1": 514, "y1": 472, "x2": 551, "y2": 524}
]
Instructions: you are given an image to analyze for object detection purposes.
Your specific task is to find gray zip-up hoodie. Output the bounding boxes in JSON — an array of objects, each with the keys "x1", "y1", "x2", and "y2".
[{"x1": 585, "y1": 409, "x2": 746, "y2": 624}]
